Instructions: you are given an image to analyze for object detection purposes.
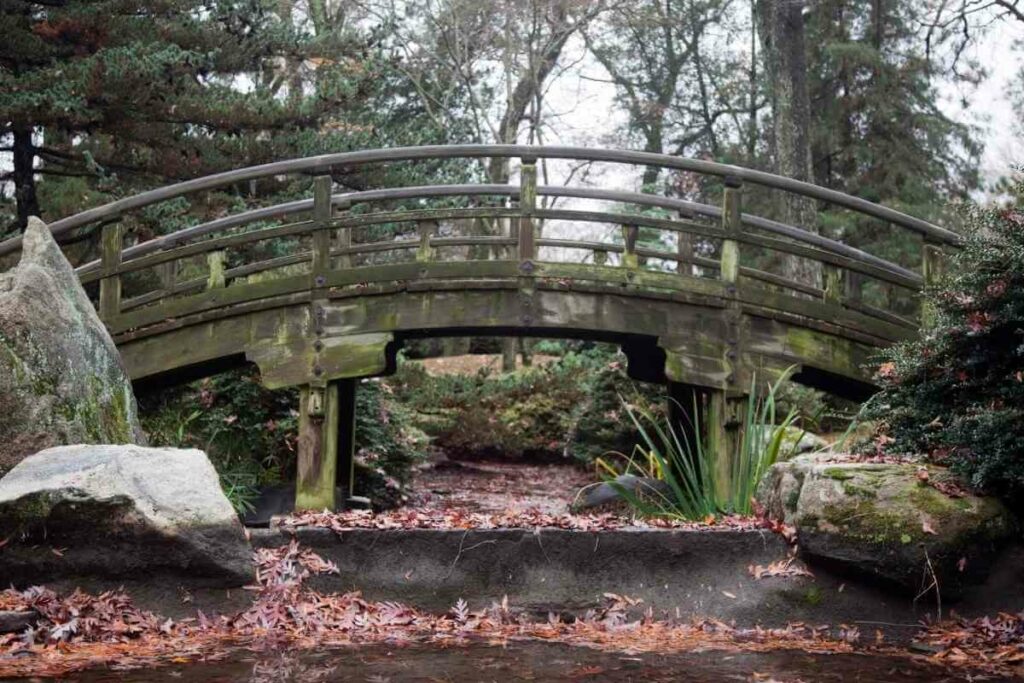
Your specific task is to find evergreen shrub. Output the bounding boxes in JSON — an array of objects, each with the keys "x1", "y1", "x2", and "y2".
[{"x1": 864, "y1": 188, "x2": 1024, "y2": 503}]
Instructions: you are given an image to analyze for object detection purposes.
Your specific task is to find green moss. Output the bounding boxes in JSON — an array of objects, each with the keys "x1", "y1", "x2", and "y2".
[
  {"x1": 785, "y1": 488, "x2": 800, "y2": 512},
  {"x1": 803, "y1": 586, "x2": 823, "y2": 606},
  {"x1": 823, "y1": 467, "x2": 854, "y2": 481},
  {"x1": 841, "y1": 481, "x2": 877, "y2": 499}
]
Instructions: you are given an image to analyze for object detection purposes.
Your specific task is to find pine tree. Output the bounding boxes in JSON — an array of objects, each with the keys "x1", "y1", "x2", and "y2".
[
  {"x1": 805, "y1": 0, "x2": 981, "y2": 267},
  {"x1": 0, "y1": 0, "x2": 456, "y2": 241}
]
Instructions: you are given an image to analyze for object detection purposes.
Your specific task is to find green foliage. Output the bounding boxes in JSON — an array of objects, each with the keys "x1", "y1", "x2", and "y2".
[
  {"x1": 863, "y1": 187, "x2": 1024, "y2": 503},
  {"x1": 352, "y1": 379, "x2": 427, "y2": 507},
  {"x1": 387, "y1": 346, "x2": 652, "y2": 463},
  {"x1": 605, "y1": 372, "x2": 801, "y2": 520},
  {"x1": 0, "y1": 0, "x2": 476, "y2": 238},
  {"x1": 139, "y1": 366, "x2": 423, "y2": 509},
  {"x1": 565, "y1": 356, "x2": 666, "y2": 465}
]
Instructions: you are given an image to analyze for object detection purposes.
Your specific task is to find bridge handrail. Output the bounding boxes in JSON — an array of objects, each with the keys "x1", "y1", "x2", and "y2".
[
  {"x1": 0, "y1": 144, "x2": 959, "y2": 259},
  {"x1": 71, "y1": 183, "x2": 921, "y2": 286}
]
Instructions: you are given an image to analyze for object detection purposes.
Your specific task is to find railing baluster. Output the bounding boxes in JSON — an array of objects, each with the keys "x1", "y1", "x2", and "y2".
[
  {"x1": 621, "y1": 224, "x2": 639, "y2": 269},
  {"x1": 99, "y1": 223, "x2": 123, "y2": 321},
  {"x1": 921, "y1": 238, "x2": 946, "y2": 326},
  {"x1": 206, "y1": 251, "x2": 226, "y2": 290},
  {"x1": 312, "y1": 175, "x2": 333, "y2": 287},
  {"x1": 416, "y1": 220, "x2": 436, "y2": 263},
  {"x1": 719, "y1": 180, "x2": 741, "y2": 284},
  {"x1": 335, "y1": 199, "x2": 352, "y2": 269},
  {"x1": 676, "y1": 213, "x2": 694, "y2": 276},
  {"x1": 518, "y1": 159, "x2": 537, "y2": 262},
  {"x1": 823, "y1": 265, "x2": 843, "y2": 304},
  {"x1": 157, "y1": 261, "x2": 176, "y2": 295}
]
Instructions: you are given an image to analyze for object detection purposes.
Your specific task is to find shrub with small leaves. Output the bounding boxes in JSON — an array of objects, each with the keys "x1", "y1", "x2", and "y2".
[{"x1": 864, "y1": 183, "x2": 1024, "y2": 504}]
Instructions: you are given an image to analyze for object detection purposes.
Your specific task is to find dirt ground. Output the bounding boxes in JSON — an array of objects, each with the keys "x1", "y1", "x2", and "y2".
[
  {"x1": 409, "y1": 459, "x2": 595, "y2": 515},
  {"x1": 418, "y1": 353, "x2": 559, "y2": 375}
]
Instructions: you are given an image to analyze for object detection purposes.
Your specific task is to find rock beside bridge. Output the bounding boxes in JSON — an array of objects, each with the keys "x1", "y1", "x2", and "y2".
[
  {"x1": 758, "y1": 454, "x2": 1014, "y2": 596},
  {"x1": 0, "y1": 445, "x2": 254, "y2": 586},
  {"x1": 0, "y1": 217, "x2": 144, "y2": 475}
]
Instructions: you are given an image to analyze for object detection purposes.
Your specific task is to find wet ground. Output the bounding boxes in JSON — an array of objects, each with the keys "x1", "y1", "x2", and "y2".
[
  {"x1": 409, "y1": 461, "x2": 593, "y2": 515},
  {"x1": 60, "y1": 641, "x2": 1006, "y2": 682}
]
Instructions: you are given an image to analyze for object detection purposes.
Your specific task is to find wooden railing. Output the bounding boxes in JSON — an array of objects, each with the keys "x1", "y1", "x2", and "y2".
[{"x1": 0, "y1": 145, "x2": 954, "y2": 339}]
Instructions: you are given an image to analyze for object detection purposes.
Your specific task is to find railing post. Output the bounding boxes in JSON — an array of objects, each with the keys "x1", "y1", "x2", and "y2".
[
  {"x1": 98, "y1": 223, "x2": 123, "y2": 321},
  {"x1": 206, "y1": 251, "x2": 226, "y2": 290},
  {"x1": 416, "y1": 220, "x2": 436, "y2": 263},
  {"x1": 921, "y1": 238, "x2": 946, "y2": 326},
  {"x1": 823, "y1": 265, "x2": 843, "y2": 305},
  {"x1": 311, "y1": 175, "x2": 333, "y2": 287},
  {"x1": 621, "y1": 224, "x2": 639, "y2": 269},
  {"x1": 295, "y1": 174, "x2": 339, "y2": 512},
  {"x1": 676, "y1": 220, "x2": 693, "y2": 277},
  {"x1": 335, "y1": 199, "x2": 352, "y2": 269},
  {"x1": 719, "y1": 182, "x2": 741, "y2": 284},
  {"x1": 593, "y1": 249, "x2": 608, "y2": 266},
  {"x1": 709, "y1": 176, "x2": 746, "y2": 505},
  {"x1": 157, "y1": 261, "x2": 177, "y2": 296},
  {"x1": 518, "y1": 159, "x2": 537, "y2": 262}
]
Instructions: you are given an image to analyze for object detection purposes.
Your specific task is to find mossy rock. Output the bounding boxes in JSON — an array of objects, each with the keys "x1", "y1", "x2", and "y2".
[
  {"x1": 757, "y1": 454, "x2": 1015, "y2": 596},
  {"x1": 0, "y1": 219, "x2": 144, "y2": 475}
]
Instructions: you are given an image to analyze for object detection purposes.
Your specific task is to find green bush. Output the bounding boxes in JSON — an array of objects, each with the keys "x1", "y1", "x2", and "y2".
[
  {"x1": 863, "y1": 187, "x2": 1024, "y2": 503},
  {"x1": 564, "y1": 357, "x2": 665, "y2": 465},
  {"x1": 139, "y1": 367, "x2": 423, "y2": 510}
]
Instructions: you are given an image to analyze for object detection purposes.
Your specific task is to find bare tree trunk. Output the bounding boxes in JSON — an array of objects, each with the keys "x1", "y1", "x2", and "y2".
[{"x1": 756, "y1": 0, "x2": 819, "y2": 289}]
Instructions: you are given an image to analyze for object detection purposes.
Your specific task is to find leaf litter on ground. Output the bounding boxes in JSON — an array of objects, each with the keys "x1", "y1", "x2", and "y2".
[{"x1": 0, "y1": 539, "x2": 1019, "y2": 679}]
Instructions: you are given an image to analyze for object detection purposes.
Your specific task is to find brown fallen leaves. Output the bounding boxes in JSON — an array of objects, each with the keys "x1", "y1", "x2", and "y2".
[
  {"x1": 748, "y1": 558, "x2": 814, "y2": 581},
  {"x1": 914, "y1": 611, "x2": 1024, "y2": 678},
  {"x1": 282, "y1": 508, "x2": 765, "y2": 532}
]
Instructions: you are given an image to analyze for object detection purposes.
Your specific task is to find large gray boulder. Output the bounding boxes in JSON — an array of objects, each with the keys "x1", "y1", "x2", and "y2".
[
  {"x1": 0, "y1": 445, "x2": 253, "y2": 585},
  {"x1": 0, "y1": 217, "x2": 144, "y2": 475},
  {"x1": 758, "y1": 454, "x2": 1014, "y2": 596}
]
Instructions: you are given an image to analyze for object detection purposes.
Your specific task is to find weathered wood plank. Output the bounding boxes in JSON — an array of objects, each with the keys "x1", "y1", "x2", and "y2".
[
  {"x1": 99, "y1": 223, "x2": 123, "y2": 321},
  {"x1": 296, "y1": 383, "x2": 338, "y2": 511},
  {"x1": 519, "y1": 162, "x2": 537, "y2": 261}
]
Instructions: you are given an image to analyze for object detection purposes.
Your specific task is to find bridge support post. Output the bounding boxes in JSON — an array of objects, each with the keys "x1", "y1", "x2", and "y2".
[
  {"x1": 295, "y1": 377, "x2": 358, "y2": 510},
  {"x1": 296, "y1": 383, "x2": 339, "y2": 511}
]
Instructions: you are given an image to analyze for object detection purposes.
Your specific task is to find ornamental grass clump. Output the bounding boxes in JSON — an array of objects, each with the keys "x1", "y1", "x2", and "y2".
[
  {"x1": 863, "y1": 186, "x2": 1024, "y2": 505},
  {"x1": 600, "y1": 371, "x2": 801, "y2": 520}
]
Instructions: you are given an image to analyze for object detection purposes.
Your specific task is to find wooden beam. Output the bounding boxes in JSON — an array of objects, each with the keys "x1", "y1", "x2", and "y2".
[
  {"x1": 621, "y1": 224, "x2": 639, "y2": 269},
  {"x1": 99, "y1": 223, "x2": 123, "y2": 321},
  {"x1": 206, "y1": 251, "x2": 226, "y2": 290},
  {"x1": 518, "y1": 161, "x2": 537, "y2": 261},
  {"x1": 822, "y1": 265, "x2": 843, "y2": 305},
  {"x1": 416, "y1": 220, "x2": 436, "y2": 263},
  {"x1": 296, "y1": 383, "x2": 339, "y2": 511},
  {"x1": 312, "y1": 175, "x2": 333, "y2": 285}
]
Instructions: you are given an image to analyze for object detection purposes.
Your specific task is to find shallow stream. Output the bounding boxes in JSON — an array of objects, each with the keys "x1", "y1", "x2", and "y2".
[{"x1": 59, "y1": 641, "x2": 1004, "y2": 682}]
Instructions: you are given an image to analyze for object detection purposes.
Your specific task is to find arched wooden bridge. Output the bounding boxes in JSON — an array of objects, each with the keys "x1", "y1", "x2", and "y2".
[{"x1": 0, "y1": 146, "x2": 955, "y2": 510}]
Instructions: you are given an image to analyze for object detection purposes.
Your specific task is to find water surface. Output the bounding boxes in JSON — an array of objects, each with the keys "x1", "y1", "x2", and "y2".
[{"x1": 61, "y1": 641, "x2": 1003, "y2": 682}]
